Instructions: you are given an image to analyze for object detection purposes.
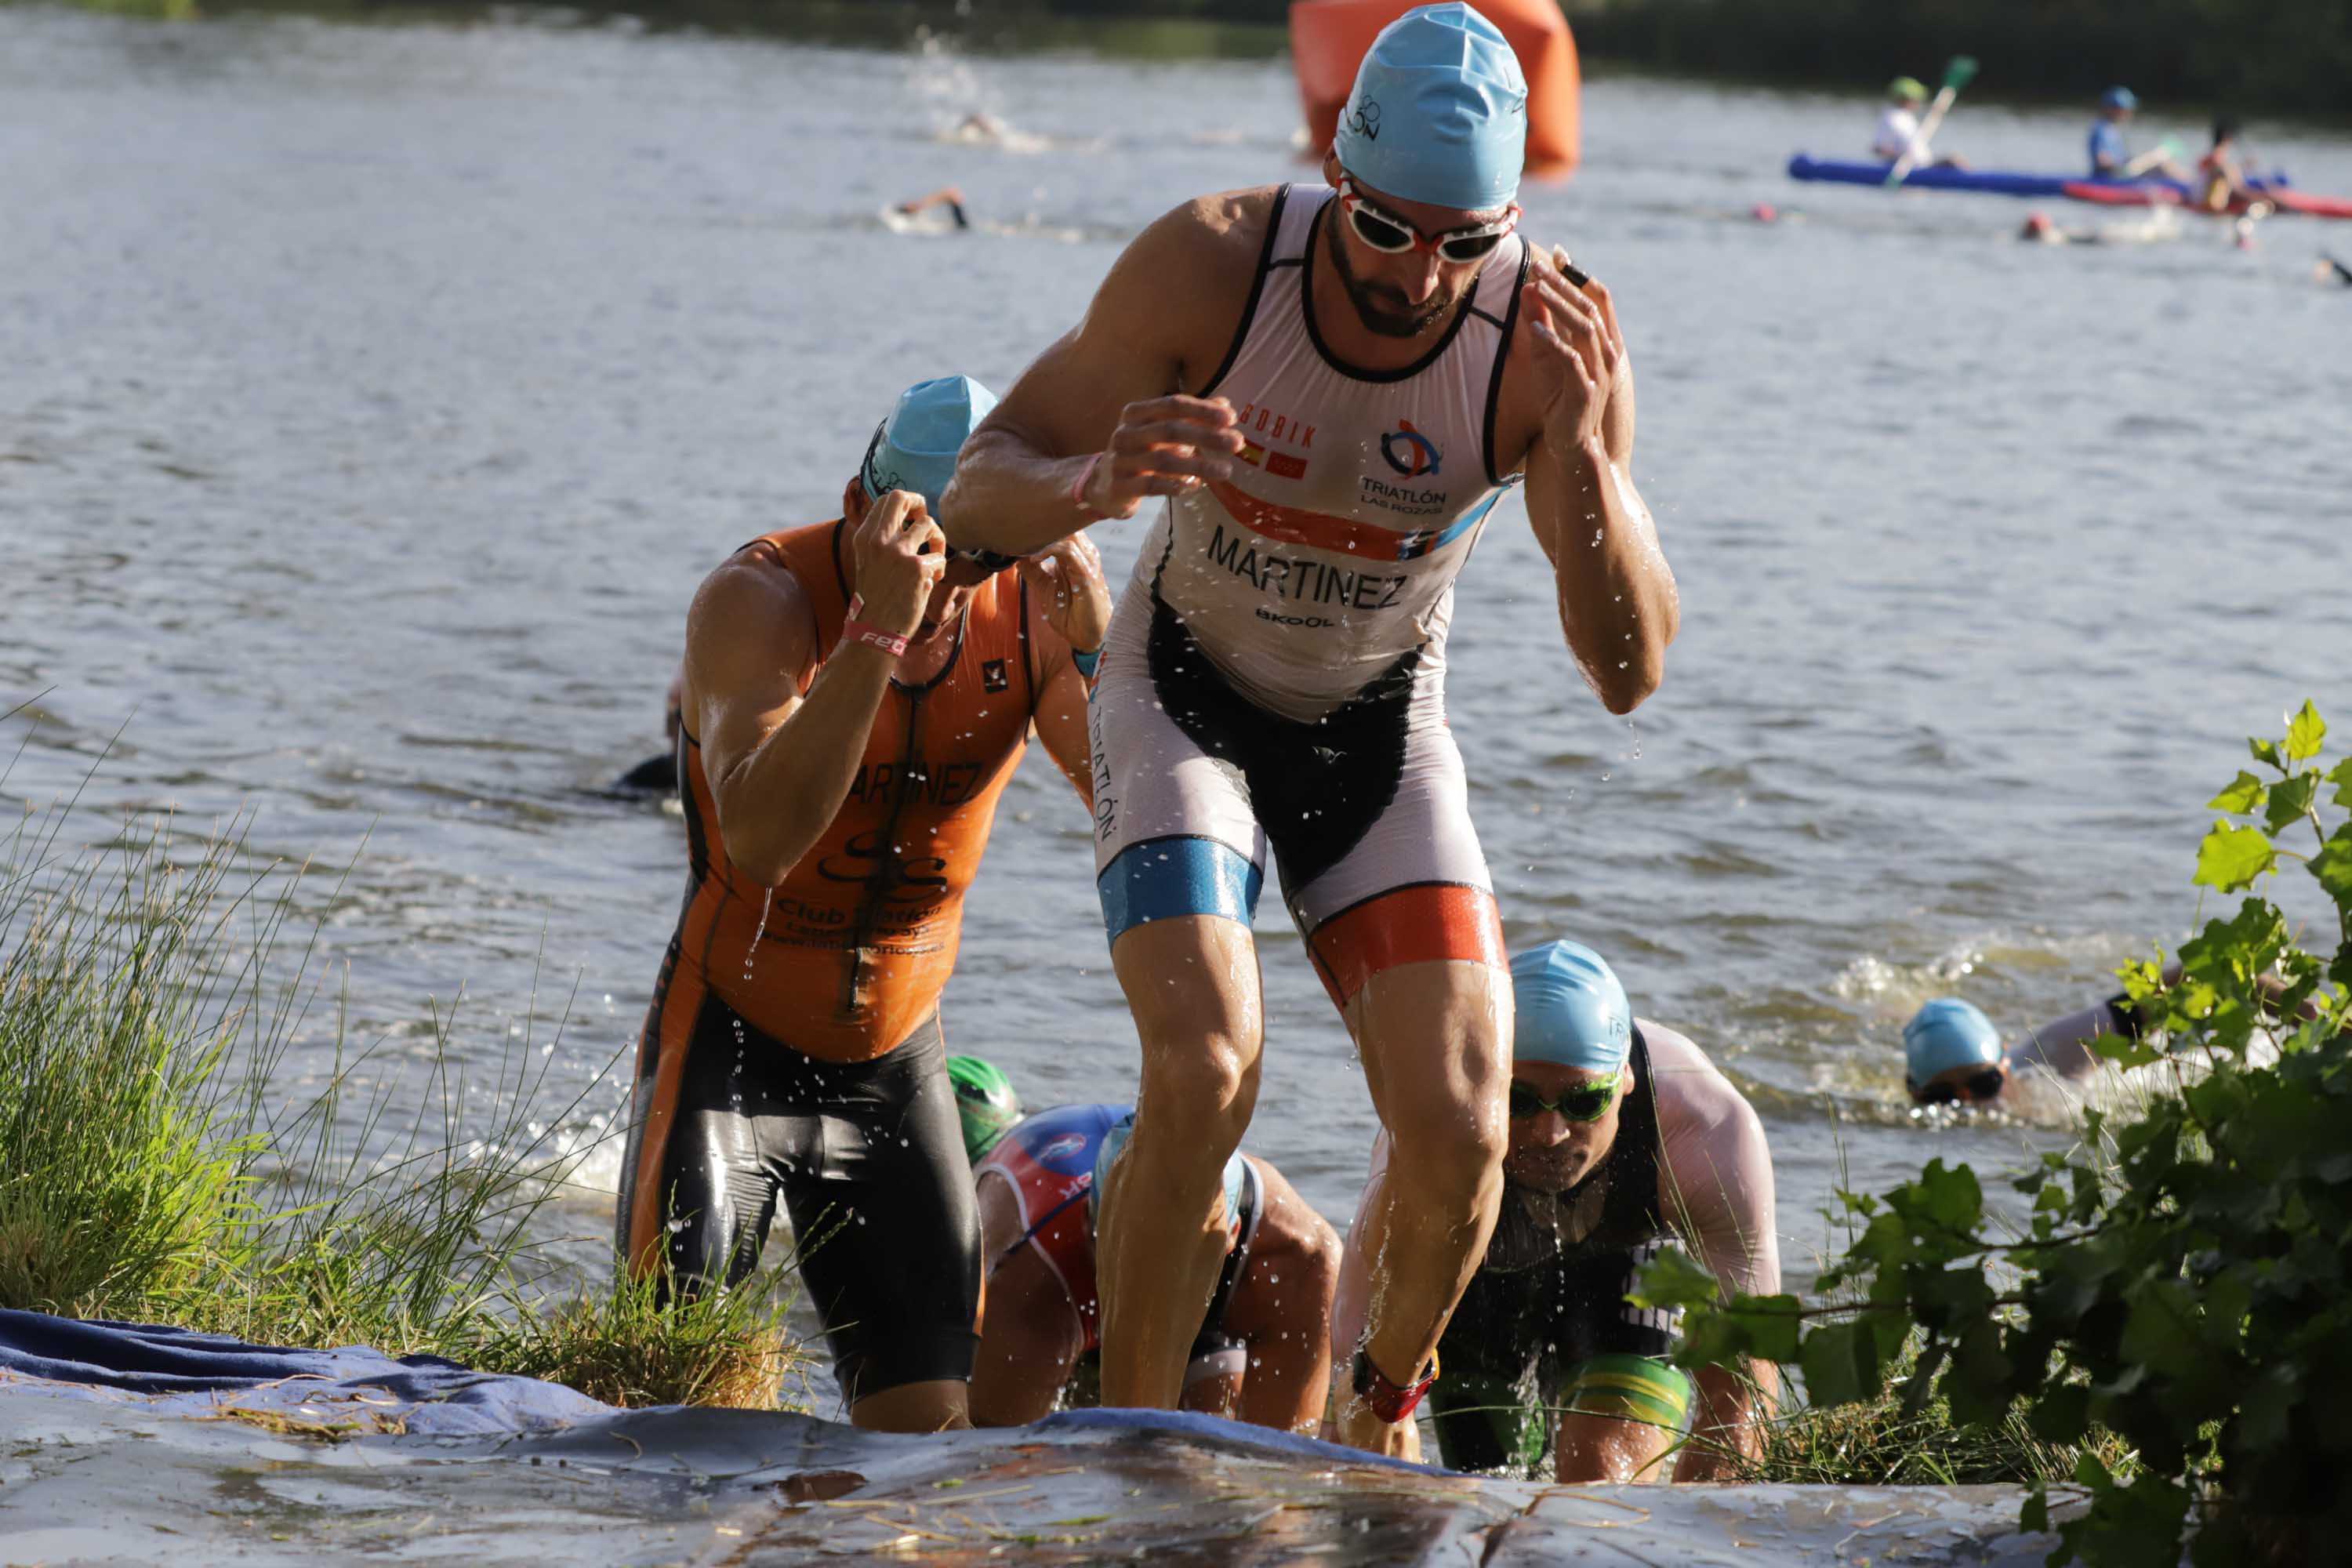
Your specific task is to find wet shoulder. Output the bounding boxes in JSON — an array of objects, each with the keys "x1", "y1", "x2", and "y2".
[
  {"x1": 1138, "y1": 185, "x2": 1289, "y2": 391},
  {"x1": 1639, "y1": 1021, "x2": 1759, "y2": 1142}
]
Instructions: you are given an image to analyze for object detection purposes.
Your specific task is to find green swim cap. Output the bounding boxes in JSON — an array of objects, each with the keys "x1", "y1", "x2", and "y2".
[
  {"x1": 1889, "y1": 77, "x2": 1927, "y2": 102},
  {"x1": 948, "y1": 1055, "x2": 1022, "y2": 1163}
]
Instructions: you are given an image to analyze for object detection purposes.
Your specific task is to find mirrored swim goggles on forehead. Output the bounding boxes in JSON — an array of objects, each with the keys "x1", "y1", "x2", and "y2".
[
  {"x1": 1507, "y1": 1065, "x2": 1623, "y2": 1123},
  {"x1": 1335, "y1": 174, "x2": 1520, "y2": 263}
]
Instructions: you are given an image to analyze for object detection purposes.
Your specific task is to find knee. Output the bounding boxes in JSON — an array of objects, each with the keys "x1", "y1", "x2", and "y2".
[
  {"x1": 1274, "y1": 1210, "x2": 1343, "y2": 1323},
  {"x1": 1138, "y1": 1041, "x2": 1261, "y2": 1158},
  {"x1": 1384, "y1": 1089, "x2": 1506, "y2": 1204}
]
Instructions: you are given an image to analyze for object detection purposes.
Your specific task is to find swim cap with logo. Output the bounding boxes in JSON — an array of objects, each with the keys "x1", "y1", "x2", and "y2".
[
  {"x1": 1509, "y1": 939, "x2": 1632, "y2": 1073},
  {"x1": 947, "y1": 1054, "x2": 1022, "y2": 1163},
  {"x1": 858, "y1": 374, "x2": 999, "y2": 515},
  {"x1": 1902, "y1": 1000, "x2": 2004, "y2": 1089},
  {"x1": 1332, "y1": 2, "x2": 1527, "y2": 212},
  {"x1": 1088, "y1": 1110, "x2": 1246, "y2": 1234},
  {"x1": 1888, "y1": 76, "x2": 1927, "y2": 103}
]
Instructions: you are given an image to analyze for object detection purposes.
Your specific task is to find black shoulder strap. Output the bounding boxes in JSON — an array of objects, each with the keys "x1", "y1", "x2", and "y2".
[{"x1": 1601, "y1": 1025, "x2": 1664, "y2": 1237}]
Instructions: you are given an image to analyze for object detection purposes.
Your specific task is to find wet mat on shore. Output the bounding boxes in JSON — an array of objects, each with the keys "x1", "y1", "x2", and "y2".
[{"x1": 0, "y1": 1310, "x2": 2072, "y2": 1563}]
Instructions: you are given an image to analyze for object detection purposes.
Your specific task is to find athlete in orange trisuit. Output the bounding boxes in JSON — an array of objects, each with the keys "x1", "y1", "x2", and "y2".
[{"x1": 615, "y1": 375, "x2": 1108, "y2": 1435}]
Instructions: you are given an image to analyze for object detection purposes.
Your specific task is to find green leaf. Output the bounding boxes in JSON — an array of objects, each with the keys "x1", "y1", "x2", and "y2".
[
  {"x1": 1627, "y1": 1245, "x2": 1722, "y2": 1315},
  {"x1": 2250, "y1": 737, "x2": 2284, "y2": 770},
  {"x1": 2263, "y1": 771, "x2": 2320, "y2": 834},
  {"x1": 2020, "y1": 1485, "x2": 2049, "y2": 1535},
  {"x1": 2208, "y1": 770, "x2": 2267, "y2": 815},
  {"x1": 1797, "y1": 1319, "x2": 1882, "y2": 1408},
  {"x1": 1724, "y1": 1294, "x2": 1804, "y2": 1364},
  {"x1": 2329, "y1": 757, "x2": 2352, "y2": 810},
  {"x1": 2285, "y1": 699, "x2": 2325, "y2": 764},
  {"x1": 2311, "y1": 827, "x2": 2352, "y2": 911},
  {"x1": 2193, "y1": 821, "x2": 2277, "y2": 892},
  {"x1": 2091, "y1": 1030, "x2": 2163, "y2": 1069}
]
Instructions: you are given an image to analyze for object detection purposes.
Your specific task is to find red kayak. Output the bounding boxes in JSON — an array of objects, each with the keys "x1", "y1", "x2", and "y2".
[{"x1": 2060, "y1": 180, "x2": 2352, "y2": 220}]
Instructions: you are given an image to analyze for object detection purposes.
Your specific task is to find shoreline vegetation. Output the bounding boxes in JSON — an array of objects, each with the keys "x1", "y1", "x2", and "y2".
[
  {"x1": 0, "y1": 758, "x2": 804, "y2": 1412},
  {"x1": 36, "y1": 0, "x2": 2352, "y2": 122}
]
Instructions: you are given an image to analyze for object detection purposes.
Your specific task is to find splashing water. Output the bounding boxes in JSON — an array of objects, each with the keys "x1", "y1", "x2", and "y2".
[{"x1": 746, "y1": 887, "x2": 775, "y2": 983}]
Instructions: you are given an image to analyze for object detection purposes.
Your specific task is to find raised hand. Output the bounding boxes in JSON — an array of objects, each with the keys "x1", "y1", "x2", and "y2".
[
  {"x1": 1079, "y1": 395, "x2": 1246, "y2": 520},
  {"x1": 850, "y1": 489, "x2": 947, "y2": 639},
  {"x1": 1520, "y1": 247, "x2": 1625, "y2": 461},
  {"x1": 1017, "y1": 532, "x2": 1113, "y2": 655}
]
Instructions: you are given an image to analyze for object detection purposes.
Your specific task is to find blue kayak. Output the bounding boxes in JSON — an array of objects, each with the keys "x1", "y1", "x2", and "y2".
[{"x1": 1784, "y1": 154, "x2": 2267, "y2": 203}]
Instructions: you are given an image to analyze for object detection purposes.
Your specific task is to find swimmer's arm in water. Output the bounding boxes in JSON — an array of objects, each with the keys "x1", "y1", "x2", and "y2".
[
  {"x1": 939, "y1": 193, "x2": 1265, "y2": 557},
  {"x1": 1512, "y1": 249, "x2": 1678, "y2": 716},
  {"x1": 1018, "y1": 535, "x2": 1112, "y2": 806},
  {"x1": 685, "y1": 492, "x2": 946, "y2": 886}
]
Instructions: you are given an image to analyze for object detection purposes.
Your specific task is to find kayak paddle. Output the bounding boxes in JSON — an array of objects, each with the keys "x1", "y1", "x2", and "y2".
[
  {"x1": 1885, "y1": 55, "x2": 1979, "y2": 187},
  {"x1": 2120, "y1": 135, "x2": 2186, "y2": 179}
]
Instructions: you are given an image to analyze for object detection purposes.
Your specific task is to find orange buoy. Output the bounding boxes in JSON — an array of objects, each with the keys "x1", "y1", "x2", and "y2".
[{"x1": 1290, "y1": 0, "x2": 1581, "y2": 180}]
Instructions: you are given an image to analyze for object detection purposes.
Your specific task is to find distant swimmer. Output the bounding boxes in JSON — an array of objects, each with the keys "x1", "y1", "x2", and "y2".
[
  {"x1": 1330, "y1": 942, "x2": 1780, "y2": 1480},
  {"x1": 936, "y1": 2, "x2": 1677, "y2": 1457},
  {"x1": 1871, "y1": 76, "x2": 1965, "y2": 170},
  {"x1": 951, "y1": 1058, "x2": 1341, "y2": 1434},
  {"x1": 1902, "y1": 970, "x2": 2328, "y2": 1112},
  {"x1": 894, "y1": 186, "x2": 971, "y2": 230},
  {"x1": 2323, "y1": 255, "x2": 2352, "y2": 288},
  {"x1": 2088, "y1": 86, "x2": 2187, "y2": 183},
  {"x1": 614, "y1": 375, "x2": 1109, "y2": 1434}
]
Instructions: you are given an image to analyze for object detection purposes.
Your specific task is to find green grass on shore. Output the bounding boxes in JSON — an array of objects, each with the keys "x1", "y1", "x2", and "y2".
[{"x1": 0, "y1": 760, "x2": 803, "y2": 1410}]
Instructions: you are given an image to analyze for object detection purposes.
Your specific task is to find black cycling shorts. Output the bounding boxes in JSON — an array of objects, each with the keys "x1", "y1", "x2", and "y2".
[{"x1": 615, "y1": 997, "x2": 980, "y2": 1403}]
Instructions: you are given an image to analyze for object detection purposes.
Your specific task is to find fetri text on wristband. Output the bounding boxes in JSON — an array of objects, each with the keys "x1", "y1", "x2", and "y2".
[
  {"x1": 1069, "y1": 452, "x2": 1105, "y2": 519},
  {"x1": 1352, "y1": 1346, "x2": 1438, "y2": 1425},
  {"x1": 840, "y1": 599, "x2": 908, "y2": 659}
]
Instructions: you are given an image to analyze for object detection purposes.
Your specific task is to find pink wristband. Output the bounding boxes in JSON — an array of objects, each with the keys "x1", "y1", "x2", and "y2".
[
  {"x1": 1069, "y1": 452, "x2": 1105, "y2": 520},
  {"x1": 841, "y1": 597, "x2": 908, "y2": 659}
]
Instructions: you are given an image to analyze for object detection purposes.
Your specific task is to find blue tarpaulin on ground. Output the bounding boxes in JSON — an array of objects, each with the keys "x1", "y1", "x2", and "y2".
[{"x1": 0, "y1": 1307, "x2": 612, "y2": 1436}]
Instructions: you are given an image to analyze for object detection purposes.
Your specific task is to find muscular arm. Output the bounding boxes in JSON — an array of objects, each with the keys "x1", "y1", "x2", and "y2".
[
  {"x1": 938, "y1": 194, "x2": 1261, "y2": 557},
  {"x1": 1512, "y1": 257, "x2": 1679, "y2": 715},
  {"x1": 1641, "y1": 1023, "x2": 1780, "y2": 1480},
  {"x1": 684, "y1": 560, "x2": 896, "y2": 887},
  {"x1": 1032, "y1": 656, "x2": 1094, "y2": 807},
  {"x1": 969, "y1": 1174, "x2": 1085, "y2": 1426}
]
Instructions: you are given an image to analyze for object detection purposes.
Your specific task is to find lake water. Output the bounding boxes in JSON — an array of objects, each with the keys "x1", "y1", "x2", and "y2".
[{"x1": 3, "y1": 4, "x2": 2347, "y2": 1323}]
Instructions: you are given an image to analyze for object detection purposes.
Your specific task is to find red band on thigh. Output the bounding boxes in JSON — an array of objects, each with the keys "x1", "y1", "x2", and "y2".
[{"x1": 1307, "y1": 883, "x2": 1505, "y2": 1007}]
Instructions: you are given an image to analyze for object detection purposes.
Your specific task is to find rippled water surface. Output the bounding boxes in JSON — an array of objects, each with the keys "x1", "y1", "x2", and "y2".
[{"x1": 5, "y1": 5, "x2": 2348, "y2": 1311}]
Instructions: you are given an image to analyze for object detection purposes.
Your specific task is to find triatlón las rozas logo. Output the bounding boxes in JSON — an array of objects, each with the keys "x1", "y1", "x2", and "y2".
[{"x1": 1379, "y1": 419, "x2": 1441, "y2": 479}]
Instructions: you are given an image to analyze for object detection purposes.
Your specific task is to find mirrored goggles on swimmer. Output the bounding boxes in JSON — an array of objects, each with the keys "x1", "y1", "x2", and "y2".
[
  {"x1": 1507, "y1": 1065, "x2": 1623, "y2": 1123},
  {"x1": 1909, "y1": 1064, "x2": 2007, "y2": 1107},
  {"x1": 1335, "y1": 174, "x2": 1520, "y2": 264}
]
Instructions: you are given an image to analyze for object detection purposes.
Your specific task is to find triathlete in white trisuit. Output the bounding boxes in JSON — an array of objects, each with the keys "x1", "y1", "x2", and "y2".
[
  {"x1": 938, "y1": 3, "x2": 1679, "y2": 1455},
  {"x1": 1330, "y1": 940, "x2": 1780, "y2": 1482}
]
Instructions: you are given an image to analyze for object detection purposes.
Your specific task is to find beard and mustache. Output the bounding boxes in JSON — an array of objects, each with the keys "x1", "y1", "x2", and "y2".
[{"x1": 1326, "y1": 212, "x2": 1466, "y2": 339}]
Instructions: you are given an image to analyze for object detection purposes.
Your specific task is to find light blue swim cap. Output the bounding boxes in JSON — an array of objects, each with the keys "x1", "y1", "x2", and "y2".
[
  {"x1": 1903, "y1": 999, "x2": 2004, "y2": 1087},
  {"x1": 1510, "y1": 940, "x2": 1632, "y2": 1073},
  {"x1": 858, "y1": 374, "x2": 997, "y2": 515},
  {"x1": 1090, "y1": 1110, "x2": 1246, "y2": 1235},
  {"x1": 2100, "y1": 85, "x2": 2139, "y2": 112},
  {"x1": 1333, "y1": 2, "x2": 1527, "y2": 212}
]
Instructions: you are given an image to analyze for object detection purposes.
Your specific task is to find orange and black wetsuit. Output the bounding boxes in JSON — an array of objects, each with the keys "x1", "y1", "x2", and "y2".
[{"x1": 615, "y1": 520, "x2": 1036, "y2": 1401}]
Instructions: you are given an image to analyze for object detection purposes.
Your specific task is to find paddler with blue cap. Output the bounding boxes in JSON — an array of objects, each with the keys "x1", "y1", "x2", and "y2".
[
  {"x1": 1328, "y1": 940, "x2": 1781, "y2": 1481},
  {"x1": 935, "y1": 3, "x2": 1679, "y2": 1459},
  {"x1": 615, "y1": 374, "x2": 1110, "y2": 1436}
]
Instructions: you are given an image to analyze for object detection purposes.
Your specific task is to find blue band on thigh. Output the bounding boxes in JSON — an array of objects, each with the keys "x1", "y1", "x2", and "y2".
[{"x1": 1098, "y1": 837, "x2": 1263, "y2": 946}]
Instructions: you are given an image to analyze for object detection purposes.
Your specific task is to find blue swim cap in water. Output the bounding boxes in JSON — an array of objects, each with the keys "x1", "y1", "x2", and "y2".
[
  {"x1": 1333, "y1": 3, "x2": 1527, "y2": 212},
  {"x1": 1090, "y1": 1110, "x2": 1246, "y2": 1235},
  {"x1": 1903, "y1": 999, "x2": 2004, "y2": 1087},
  {"x1": 1510, "y1": 940, "x2": 1632, "y2": 1073},
  {"x1": 2100, "y1": 85, "x2": 2139, "y2": 112},
  {"x1": 858, "y1": 374, "x2": 998, "y2": 515}
]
